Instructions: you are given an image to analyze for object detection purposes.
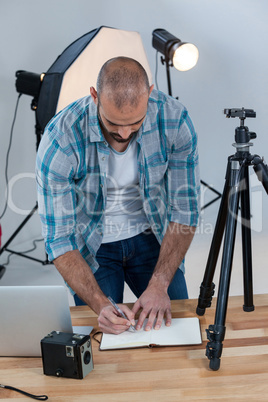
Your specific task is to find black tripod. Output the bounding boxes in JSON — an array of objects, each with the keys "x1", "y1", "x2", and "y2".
[{"x1": 196, "y1": 108, "x2": 268, "y2": 371}]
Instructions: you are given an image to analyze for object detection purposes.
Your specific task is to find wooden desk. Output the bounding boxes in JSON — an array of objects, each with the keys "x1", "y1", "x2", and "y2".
[{"x1": 1, "y1": 295, "x2": 268, "y2": 401}]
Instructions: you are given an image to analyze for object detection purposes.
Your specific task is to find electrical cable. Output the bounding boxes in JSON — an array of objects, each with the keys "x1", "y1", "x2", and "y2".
[
  {"x1": 0, "y1": 94, "x2": 48, "y2": 267},
  {"x1": 1, "y1": 238, "x2": 44, "y2": 267},
  {"x1": 0, "y1": 93, "x2": 22, "y2": 219}
]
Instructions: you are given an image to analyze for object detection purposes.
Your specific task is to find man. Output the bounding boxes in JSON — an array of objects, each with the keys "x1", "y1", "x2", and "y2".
[{"x1": 36, "y1": 57, "x2": 200, "y2": 334}]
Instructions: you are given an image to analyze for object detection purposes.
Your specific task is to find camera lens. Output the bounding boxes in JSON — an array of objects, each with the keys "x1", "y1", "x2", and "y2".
[{"x1": 83, "y1": 351, "x2": 91, "y2": 365}]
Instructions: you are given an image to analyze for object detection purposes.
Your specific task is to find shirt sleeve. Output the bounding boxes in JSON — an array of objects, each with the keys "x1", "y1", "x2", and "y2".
[
  {"x1": 36, "y1": 134, "x2": 78, "y2": 261},
  {"x1": 167, "y1": 108, "x2": 200, "y2": 227}
]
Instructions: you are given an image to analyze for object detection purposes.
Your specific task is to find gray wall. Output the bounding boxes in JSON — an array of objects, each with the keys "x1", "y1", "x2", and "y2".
[{"x1": 1, "y1": 0, "x2": 267, "y2": 295}]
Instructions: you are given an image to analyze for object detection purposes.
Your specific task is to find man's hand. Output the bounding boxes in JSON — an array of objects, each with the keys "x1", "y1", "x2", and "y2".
[
  {"x1": 132, "y1": 283, "x2": 172, "y2": 331},
  {"x1": 131, "y1": 222, "x2": 196, "y2": 332},
  {"x1": 98, "y1": 303, "x2": 136, "y2": 334}
]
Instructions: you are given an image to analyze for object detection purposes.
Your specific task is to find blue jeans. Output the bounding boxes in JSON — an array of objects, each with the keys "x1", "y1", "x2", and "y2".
[{"x1": 74, "y1": 230, "x2": 188, "y2": 305}]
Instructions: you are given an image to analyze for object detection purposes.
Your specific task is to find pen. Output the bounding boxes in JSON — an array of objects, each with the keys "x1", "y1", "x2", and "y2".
[{"x1": 108, "y1": 296, "x2": 136, "y2": 331}]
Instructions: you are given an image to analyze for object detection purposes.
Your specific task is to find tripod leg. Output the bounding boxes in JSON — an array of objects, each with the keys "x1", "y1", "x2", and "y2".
[
  {"x1": 206, "y1": 160, "x2": 241, "y2": 370},
  {"x1": 0, "y1": 202, "x2": 51, "y2": 266},
  {"x1": 196, "y1": 161, "x2": 231, "y2": 316},
  {"x1": 0, "y1": 265, "x2": 5, "y2": 279},
  {"x1": 240, "y1": 165, "x2": 254, "y2": 312},
  {"x1": 0, "y1": 203, "x2": 38, "y2": 256}
]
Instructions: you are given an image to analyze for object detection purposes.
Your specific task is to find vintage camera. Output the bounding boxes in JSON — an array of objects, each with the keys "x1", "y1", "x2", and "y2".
[{"x1": 41, "y1": 331, "x2": 93, "y2": 379}]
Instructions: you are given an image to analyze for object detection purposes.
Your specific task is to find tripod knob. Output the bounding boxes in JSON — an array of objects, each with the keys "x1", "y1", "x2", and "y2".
[{"x1": 250, "y1": 132, "x2": 256, "y2": 140}]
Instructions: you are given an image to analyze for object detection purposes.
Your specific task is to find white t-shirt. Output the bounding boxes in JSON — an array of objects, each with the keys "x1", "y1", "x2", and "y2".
[{"x1": 102, "y1": 139, "x2": 149, "y2": 243}]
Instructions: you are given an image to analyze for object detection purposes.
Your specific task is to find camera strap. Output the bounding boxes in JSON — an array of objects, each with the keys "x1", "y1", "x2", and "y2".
[
  {"x1": 92, "y1": 331, "x2": 102, "y2": 344},
  {"x1": 0, "y1": 384, "x2": 48, "y2": 400}
]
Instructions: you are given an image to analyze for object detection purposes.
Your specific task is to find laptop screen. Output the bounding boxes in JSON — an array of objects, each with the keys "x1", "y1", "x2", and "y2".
[{"x1": 0, "y1": 285, "x2": 73, "y2": 357}]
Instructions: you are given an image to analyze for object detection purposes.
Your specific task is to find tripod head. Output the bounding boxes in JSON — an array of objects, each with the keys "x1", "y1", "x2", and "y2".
[
  {"x1": 224, "y1": 107, "x2": 268, "y2": 194},
  {"x1": 224, "y1": 108, "x2": 257, "y2": 144},
  {"x1": 224, "y1": 108, "x2": 256, "y2": 120}
]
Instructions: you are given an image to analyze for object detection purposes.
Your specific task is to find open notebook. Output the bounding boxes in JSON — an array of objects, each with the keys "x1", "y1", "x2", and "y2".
[{"x1": 100, "y1": 317, "x2": 202, "y2": 350}]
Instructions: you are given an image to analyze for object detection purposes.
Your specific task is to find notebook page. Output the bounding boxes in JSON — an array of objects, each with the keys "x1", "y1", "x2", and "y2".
[
  {"x1": 100, "y1": 324, "x2": 151, "y2": 350},
  {"x1": 151, "y1": 317, "x2": 202, "y2": 346}
]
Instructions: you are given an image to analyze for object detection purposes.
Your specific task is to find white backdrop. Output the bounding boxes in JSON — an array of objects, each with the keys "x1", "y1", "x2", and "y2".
[{"x1": 1, "y1": 0, "x2": 267, "y2": 297}]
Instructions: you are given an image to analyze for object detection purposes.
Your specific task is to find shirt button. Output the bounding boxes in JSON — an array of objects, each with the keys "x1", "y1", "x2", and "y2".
[
  {"x1": 102, "y1": 157, "x2": 105, "y2": 161},
  {"x1": 100, "y1": 184, "x2": 103, "y2": 188}
]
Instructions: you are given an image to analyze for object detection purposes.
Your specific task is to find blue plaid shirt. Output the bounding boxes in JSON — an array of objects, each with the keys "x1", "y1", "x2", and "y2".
[{"x1": 36, "y1": 89, "x2": 200, "y2": 274}]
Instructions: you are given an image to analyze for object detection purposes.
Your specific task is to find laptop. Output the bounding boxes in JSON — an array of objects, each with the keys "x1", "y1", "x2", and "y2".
[{"x1": 0, "y1": 285, "x2": 92, "y2": 357}]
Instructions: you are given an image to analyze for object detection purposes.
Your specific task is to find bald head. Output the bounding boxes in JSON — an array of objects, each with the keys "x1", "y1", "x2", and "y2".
[{"x1": 96, "y1": 57, "x2": 150, "y2": 110}]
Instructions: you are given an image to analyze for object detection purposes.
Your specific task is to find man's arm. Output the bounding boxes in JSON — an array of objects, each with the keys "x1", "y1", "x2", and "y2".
[
  {"x1": 132, "y1": 222, "x2": 196, "y2": 331},
  {"x1": 36, "y1": 122, "x2": 135, "y2": 335},
  {"x1": 54, "y1": 250, "x2": 135, "y2": 334}
]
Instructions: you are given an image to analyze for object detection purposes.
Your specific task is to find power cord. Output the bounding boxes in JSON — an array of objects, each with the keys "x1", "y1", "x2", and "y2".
[
  {"x1": 0, "y1": 94, "x2": 47, "y2": 267},
  {"x1": 0, "y1": 93, "x2": 22, "y2": 220},
  {"x1": 1, "y1": 238, "x2": 44, "y2": 266}
]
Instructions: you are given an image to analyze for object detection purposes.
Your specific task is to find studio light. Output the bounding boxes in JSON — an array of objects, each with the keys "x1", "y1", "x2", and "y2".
[
  {"x1": 152, "y1": 28, "x2": 199, "y2": 96},
  {"x1": 152, "y1": 29, "x2": 222, "y2": 209}
]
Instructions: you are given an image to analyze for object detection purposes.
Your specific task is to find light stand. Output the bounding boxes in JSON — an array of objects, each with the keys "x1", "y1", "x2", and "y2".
[
  {"x1": 196, "y1": 108, "x2": 268, "y2": 370},
  {"x1": 152, "y1": 29, "x2": 221, "y2": 209},
  {"x1": 163, "y1": 55, "x2": 173, "y2": 97}
]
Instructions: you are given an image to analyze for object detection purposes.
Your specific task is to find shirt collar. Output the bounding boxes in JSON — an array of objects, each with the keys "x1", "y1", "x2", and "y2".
[{"x1": 88, "y1": 99, "x2": 105, "y2": 142}]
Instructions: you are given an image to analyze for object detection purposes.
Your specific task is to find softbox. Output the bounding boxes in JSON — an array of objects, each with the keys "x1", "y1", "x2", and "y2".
[{"x1": 36, "y1": 26, "x2": 152, "y2": 132}]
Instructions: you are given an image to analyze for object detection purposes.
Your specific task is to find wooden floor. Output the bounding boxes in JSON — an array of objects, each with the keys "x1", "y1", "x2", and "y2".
[{"x1": 1, "y1": 295, "x2": 268, "y2": 401}]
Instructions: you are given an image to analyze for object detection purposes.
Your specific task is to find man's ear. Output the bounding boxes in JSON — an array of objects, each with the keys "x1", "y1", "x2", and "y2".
[
  {"x1": 90, "y1": 86, "x2": 98, "y2": 105},
  {"x1": 149, "y1": 84, "x2": 154, "y2": 96}
]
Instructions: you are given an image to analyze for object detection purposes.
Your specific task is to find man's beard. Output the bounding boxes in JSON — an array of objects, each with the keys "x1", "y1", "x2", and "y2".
[
  {"x1": 97, "y1": 106, "x2": 138, "y2": 143},
  {"x1": 107, "y1": 131, "x2": 138, "y2": 143}
]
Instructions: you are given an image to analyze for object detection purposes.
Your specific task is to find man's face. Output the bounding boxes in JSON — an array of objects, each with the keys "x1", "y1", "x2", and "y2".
[{"x1": 97, "y1": 93, "x2": 149, "y2": 145}]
